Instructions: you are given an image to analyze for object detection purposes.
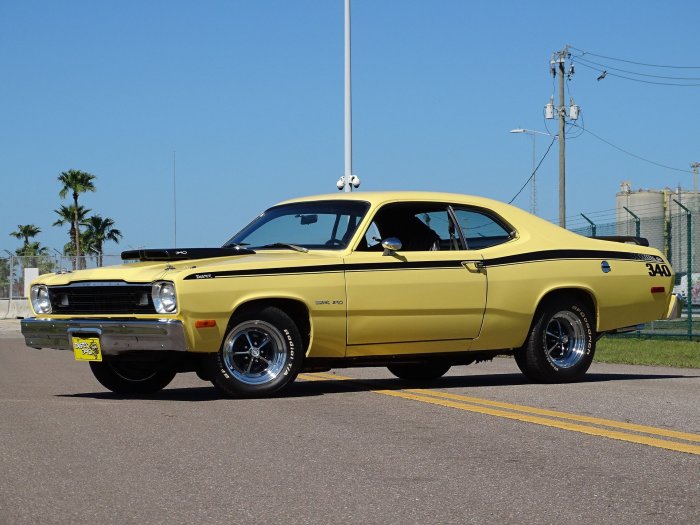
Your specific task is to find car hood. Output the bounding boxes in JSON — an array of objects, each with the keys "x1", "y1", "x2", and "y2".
[{"x1": 35, "y1": 250, "x2": 342, "y2": 286}]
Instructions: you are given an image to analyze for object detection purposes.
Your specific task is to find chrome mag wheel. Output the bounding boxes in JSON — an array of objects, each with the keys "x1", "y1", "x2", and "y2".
[
  {"x1": 514, "y1": 298, "x2": 596, "y2": 383},
  {"x1": 221, "y1": 320, "x2": 288, "y2": 386},
  {"x1": 543, "y1": 310, "x2": 587, "y2": 369}
]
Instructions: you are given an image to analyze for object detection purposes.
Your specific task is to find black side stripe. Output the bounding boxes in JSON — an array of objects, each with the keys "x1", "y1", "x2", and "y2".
[
  {"x1": 183, "y1": 249, "x2": 662, "y2": 280},
  {"x1": 185, "y1": 264, "x2": 346, "y2": 280},
  {"x1": 485, "y1": 249, "x2": 663, "y2": 267}
]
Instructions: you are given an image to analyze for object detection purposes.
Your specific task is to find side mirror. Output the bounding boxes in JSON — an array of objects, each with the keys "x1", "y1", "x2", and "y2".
[{"x1": 381, "y1": 237, "x2": 402, "y2": 256}]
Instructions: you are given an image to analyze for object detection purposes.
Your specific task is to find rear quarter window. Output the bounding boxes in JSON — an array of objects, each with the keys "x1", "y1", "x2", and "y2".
[{"x1": 453, "y1": 208, "x2": 513, "y2": 249}]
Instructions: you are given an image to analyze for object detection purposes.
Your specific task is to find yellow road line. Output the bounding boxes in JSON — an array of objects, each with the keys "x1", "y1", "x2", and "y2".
[
  {"x1": 298, "y1": 373, "x2": 328, "y2": 382},
  {"x1": 407, "y1": 389, "x2": 700, "y2": 443},
  {"x1": 298, "y1": 372, "x2": 700, "y2": 456},
  {"x1": 377, "y1": 389, "x2": 700, "y2": 456}
]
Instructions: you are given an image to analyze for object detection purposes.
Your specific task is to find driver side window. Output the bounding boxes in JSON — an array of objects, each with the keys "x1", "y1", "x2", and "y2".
[
  {"x1": 356, "y1": 203, "x2": 464, "y2": 252},
  {"x1": 362, "y1": 222, "x2": 382, "y2": 250}
]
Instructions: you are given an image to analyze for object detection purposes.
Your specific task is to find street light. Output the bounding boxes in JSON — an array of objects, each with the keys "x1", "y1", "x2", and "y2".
[{"x1": 509, "y1": 129, "x2": 557, "y2": 216}]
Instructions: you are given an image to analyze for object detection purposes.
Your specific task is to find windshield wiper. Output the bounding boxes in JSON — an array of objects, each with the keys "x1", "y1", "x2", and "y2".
[{"x1": 260, "y1": 243, "x2": 309, "y2": 253}]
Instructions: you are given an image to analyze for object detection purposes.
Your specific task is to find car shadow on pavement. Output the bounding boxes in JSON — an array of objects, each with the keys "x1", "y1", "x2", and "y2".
[
  {"x1": 57, "y1": 386, "x2": 223, "y2": 402},
  {"x1": 289, "y1": 371, "x2": 698, "y2": 398},
  {"x1": 56, "y1": 370, "x2": 697, "y2": 402}
]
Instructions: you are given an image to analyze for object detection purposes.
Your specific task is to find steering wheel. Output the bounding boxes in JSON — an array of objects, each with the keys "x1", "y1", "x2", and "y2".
[{"x1": 324, "y1": 238, "x2": 343, "y2": 247}]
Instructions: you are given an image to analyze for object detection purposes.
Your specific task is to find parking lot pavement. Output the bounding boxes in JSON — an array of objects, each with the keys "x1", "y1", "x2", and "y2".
[{"x1": 0, "y1": 335, "x2": 698, "y2": 524}]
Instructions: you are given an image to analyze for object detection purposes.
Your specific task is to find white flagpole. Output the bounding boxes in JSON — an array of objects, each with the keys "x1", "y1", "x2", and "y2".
[{"x1": 344, "y1": 0, "x2": 352, "y2": 192}]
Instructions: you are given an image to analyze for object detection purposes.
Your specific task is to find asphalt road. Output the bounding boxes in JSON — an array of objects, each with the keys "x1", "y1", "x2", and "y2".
[{"x1": 0, "y1": 320, "x2": 698, "y2": 524}]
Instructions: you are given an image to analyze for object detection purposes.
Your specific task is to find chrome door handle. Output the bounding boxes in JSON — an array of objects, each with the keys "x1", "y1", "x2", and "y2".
[{"x1": 461, "y1": 260, "x2": 485, "y2": 273}]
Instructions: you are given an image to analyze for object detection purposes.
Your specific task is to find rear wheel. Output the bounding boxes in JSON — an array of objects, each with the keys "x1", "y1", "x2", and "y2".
[
  {"x1": 212, "y1": 306, "x2": 304, "y2": 398},
  {"x1": 387, "y1": 361, "x2": 451, "y2": 381},
  {"x1": 89, "y1": 358, "x2": 176, "y2": 395},
  {"x1": 515, "y1": 298, "x2": 595, "y2": 383}
]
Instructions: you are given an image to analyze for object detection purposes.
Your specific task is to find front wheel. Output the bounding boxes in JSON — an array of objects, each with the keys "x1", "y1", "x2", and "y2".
[
  {"x1": 89, "y1": 358, "x2": 176, "y2": 395},
  {"x1": 212, "y1": 306, "x2": 304, "y2": 398},
  {"x1": 515, "y1": 298, "x2": 595, "y2": 383}
]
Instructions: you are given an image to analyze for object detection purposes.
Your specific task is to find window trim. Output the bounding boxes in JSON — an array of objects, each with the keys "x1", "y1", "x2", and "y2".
[{"x1": 447, "y1": 205, "x2": 468, "y2": 250}]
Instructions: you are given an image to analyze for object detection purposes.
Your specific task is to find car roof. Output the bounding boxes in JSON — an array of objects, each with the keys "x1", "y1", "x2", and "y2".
[
  {"x1": 272, "y1": 191, "x2": 656, "y2": 254},
  {"x1": 277, "y1": 191, "x2": 509, "y2": 210}
]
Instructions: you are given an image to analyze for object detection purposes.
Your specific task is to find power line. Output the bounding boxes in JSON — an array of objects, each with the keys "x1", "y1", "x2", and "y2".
[
  {"x1": 573, "y1": 60, "x2": 700, "y2": 86},
  {"x1": 569, "y1": 123, "x2": 694, "y2": 174},
  {"x1": 568, "y1": 45, "x2": 700, "y2": 69},
  {"x1": 509, "y1": 136, "x2": 557, "y2": 205},
  {"x1": 573, "y1": 55, "x2": 700, "y2": 81}
]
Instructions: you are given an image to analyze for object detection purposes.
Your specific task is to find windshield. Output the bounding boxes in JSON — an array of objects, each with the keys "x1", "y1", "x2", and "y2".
[{"x1": 224, "y1": 200, "x2": 370, "y2": 250}]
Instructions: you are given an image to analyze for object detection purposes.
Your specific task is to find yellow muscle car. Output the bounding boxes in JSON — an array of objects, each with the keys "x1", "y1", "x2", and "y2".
[{"x1": 21, "y1": 192, "x2": 679, "y2": 397}]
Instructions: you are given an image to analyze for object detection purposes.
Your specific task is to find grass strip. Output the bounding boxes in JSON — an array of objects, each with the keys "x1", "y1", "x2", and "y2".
[{"x1": 595, "y1": 337, "x2": 700, "y2": 368}]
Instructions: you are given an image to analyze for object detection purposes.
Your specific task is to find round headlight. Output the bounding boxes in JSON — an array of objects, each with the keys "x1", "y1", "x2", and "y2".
[
  {"x1": 30, "y1": 285, "x2": 52, "y2": 314},
  {"x1": 152, "y1": 282, "x2": 177, "y2": 313}
]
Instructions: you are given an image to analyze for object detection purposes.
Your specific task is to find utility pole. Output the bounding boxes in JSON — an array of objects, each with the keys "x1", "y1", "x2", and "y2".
[
  {"x1": 554, "y1": 47, "x2": 568, "y2": 228},
  {"x1": 545, "y1": 46, "x2": 578, "y2": 228}
]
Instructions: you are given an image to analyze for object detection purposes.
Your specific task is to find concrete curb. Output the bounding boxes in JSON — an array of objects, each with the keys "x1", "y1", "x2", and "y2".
[{"x1": 0, "y1": 300, "x2": 32, "y2": 319}]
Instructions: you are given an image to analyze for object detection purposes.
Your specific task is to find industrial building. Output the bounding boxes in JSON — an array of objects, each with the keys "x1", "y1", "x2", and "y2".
[{"x1": 616, "y1": 181, "x2": 699, "y2": 275}]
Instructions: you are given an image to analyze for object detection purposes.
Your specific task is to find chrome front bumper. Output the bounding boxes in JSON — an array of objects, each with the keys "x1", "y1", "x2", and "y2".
[{"x1": 21, "y1": 318, "x2": 189, "y2": 355}]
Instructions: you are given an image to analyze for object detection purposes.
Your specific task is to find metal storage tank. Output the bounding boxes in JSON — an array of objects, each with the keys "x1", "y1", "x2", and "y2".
[
  {"x1": 615, "y1": 182, "x2": 699, "y2": 274},
  {"x1": 615, "y1": 182, "x2": 666, "y2": 252}
]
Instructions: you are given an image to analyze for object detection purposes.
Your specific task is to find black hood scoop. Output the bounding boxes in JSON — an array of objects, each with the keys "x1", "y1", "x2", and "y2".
[{"x1": 121, "y1": 247, "x2": 255, "y2": 262}]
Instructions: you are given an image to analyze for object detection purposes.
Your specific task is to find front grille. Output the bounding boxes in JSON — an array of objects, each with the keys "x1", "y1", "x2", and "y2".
[{"x1": 48, "y1": 282, "x2": 156, "y2": 314}]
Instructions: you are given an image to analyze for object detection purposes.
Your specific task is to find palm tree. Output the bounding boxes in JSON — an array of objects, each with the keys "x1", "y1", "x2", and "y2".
[
  {"x1": 58, "y1": 169, "x2": 96, "y2": 258},
  {"x1": 14, "y1": 241, "x2": 49, "y2": 257},
  {"x1": 14, "y1": 241, "x2": 53, "y2": 274},
  {"x1": 10, "y1": 224, "x2": 41, "y2": 252},
  {"x1": 53, "y1": 205, "x2": 90, "y2": 269},
  {"x1": 82, "y1": 215, "x2": 123, "y2": 266}
]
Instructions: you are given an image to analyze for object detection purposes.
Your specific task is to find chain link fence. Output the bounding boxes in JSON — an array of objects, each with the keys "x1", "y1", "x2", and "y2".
[
  {"x1": 0, "y1": 255, "x2": 122, "y2": 317},
  {"x1": 571, "y1": 209, "x2": 697, "y2": 340}
]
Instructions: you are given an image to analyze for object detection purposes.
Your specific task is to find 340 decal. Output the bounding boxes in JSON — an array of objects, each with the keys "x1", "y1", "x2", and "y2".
[{"x1": 646, "y1": 263, "x2": 671, "y2": 277}]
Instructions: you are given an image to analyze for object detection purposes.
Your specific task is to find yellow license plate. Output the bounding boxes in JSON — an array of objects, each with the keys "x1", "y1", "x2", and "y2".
[{"x1": 72, "y1": 335, "x2": 102, "y2": 362}]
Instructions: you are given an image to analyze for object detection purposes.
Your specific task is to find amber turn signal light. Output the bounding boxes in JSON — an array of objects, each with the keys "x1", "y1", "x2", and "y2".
[{"x1": 195, "y1": 320, "x2": 217, "y2": 329}]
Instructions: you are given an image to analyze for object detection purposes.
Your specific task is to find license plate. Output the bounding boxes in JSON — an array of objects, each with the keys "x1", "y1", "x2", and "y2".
[{"x1": 72, "y1": 335, "x2": 102, "y2": 362}]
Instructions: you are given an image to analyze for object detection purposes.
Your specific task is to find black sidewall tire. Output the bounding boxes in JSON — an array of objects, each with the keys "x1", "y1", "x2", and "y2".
[
  {"x1": 213, "y1": 307, "x2": 304, "y2": 398},
  {"x1": 516, "y1": 299, "x2": 595, "y2": 383},
  {"x1": 89, "y1": 359, "x2": 176, "y2": 395}
]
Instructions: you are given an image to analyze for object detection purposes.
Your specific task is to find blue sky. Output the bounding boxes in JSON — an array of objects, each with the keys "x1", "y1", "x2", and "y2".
[{"x1": 2, "y1": 0, "x2": 699, "y2": 253}]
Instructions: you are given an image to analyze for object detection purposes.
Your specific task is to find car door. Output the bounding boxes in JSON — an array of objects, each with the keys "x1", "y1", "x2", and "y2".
[{"x1": 344, "y1": 202, "x2": 487, "y2": 346}]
